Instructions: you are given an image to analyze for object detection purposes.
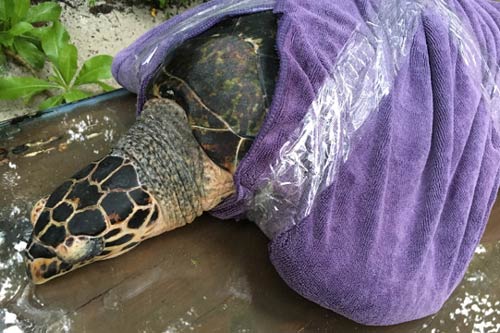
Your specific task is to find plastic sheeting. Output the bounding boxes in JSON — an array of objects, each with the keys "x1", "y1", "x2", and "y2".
[{"x1": 246, "y1": 0, "x2": 500, "y2": 238}]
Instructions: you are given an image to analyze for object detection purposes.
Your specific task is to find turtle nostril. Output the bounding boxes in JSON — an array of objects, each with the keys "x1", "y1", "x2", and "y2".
[
  {"x1": 55, "y1": 236, "x2": 104, "y2": 264},
  {"x1": 65, "y1": 237, "x2": 74, "y2": 247}
]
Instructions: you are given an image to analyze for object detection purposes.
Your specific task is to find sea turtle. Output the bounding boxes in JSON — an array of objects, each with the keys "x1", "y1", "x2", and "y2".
[{"x1": 25, "y1": 11, "x2": 279, "y2": 284}]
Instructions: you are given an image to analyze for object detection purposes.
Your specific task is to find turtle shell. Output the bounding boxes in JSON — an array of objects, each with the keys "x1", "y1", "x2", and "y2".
[{"x1": 147, "y1": 11, "x2": 279, "y2": 173}]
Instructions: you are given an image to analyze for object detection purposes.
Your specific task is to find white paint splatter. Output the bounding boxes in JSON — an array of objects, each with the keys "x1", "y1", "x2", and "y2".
[
  {"x1": 475, "y1": 244, "x2": 487, "y2": 254},
  {"x1": 0, "y1": 277, "x2": 14, "y2": 302},
  {"x1": 162, "y1": 307, "x2": 199, "y2": 333},
  {"x1": 4, "y1": 310, "x2": 17, "y2": 324},
  {"x1": 13, "y1": 241, "x2": 27, "y2": 252},
  {"x1": 9, "y1": 207, "x2": 20, "y2": 218},
  {"x1": 3, "y1": 325, "x2": 23, "y2": 333}
]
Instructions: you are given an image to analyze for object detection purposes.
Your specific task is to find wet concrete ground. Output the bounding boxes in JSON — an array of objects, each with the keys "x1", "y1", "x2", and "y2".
[{"x1": 0, "y1": 92, "x2": 499, "y2": 332}]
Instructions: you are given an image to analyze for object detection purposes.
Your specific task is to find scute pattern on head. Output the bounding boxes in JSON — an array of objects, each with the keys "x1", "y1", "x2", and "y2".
[{"x1": 26, "y1": 155, "x2": 162, "y2": 284}]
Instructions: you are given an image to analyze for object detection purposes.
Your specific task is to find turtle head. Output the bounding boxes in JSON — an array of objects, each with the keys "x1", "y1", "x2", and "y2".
[{"x1": 25, "y1": 155, "x2": 161, "y2": 284}]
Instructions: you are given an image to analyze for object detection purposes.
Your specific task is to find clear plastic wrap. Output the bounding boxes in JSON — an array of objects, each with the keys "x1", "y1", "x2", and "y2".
[{"x1": 246, "y1": 0, "x2": 500, "y2": 238}]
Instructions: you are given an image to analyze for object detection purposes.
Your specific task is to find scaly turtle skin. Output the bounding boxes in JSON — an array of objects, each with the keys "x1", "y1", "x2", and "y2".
[{"x1": 25, "y1": 11, "x2": 279, "y2": 284}]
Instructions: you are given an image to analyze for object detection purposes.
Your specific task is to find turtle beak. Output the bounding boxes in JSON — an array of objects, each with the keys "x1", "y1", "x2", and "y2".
[
  {"x1": 25, "y1": 237, "x2": 104, "y2": 284},
  {"x1": 26, "y1": 256, "x2": 68, "y2": 285}
]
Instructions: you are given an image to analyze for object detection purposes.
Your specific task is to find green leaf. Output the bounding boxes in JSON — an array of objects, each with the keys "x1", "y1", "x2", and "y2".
[
  {"x1": 9, "y1": 22, "x2": 33, "y2": 36},
  {"x1": 96, "y1": 80, "x2": 115, "y2": 92},
  {"x1": 47, "y1": 73, "x2": 64, "y2": 85},
  {"x1": 26, "y1": 2, "x2": 61, "y2": 23},
  {"x1": 11, "y1": 0, "x2": 30, "y2": 25},
  {"x1": 41, "y1": 21, "x2": 69, "y2": 64},
  {"x1": 74, "y1": 55, "x2": 113, "y2": 86},
  {"x1": 0, "y1": 0, "x2": 14, "y2": 24},
  {"x1": 0, "y1": 76, "x2": 58, "y2": 100},
  {"x1": 38, "y1": 94, "x2": 63, "y2": 110},
  {"x1": 0, "y1": 49, "x2": 5, "y2": 65},
  {"x1": 0, "y1": 32, "x2": 14, "y2": 47},
  {"x1": 13, "y1": 38, "x2": 45, "y2": 69},
  {"x1": 0, "y1": 0, "x2": 12, "y2": 23},
  {"x1": 63, "y1": 88, "x2": 90, "y2": 103},
  {"x1": 57, "y1": 43, "x2": 77, "y2": 84},
  {"x1": 28, "y1": 25, "x2": 51, "y2": 39}
]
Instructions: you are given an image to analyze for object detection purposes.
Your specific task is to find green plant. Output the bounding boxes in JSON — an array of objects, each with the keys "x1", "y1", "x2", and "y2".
[
  {"x1": 0, "y1": 1, "x2": 114, "y2": 110},
  {"x1": 0, "y1": 0, "x2": 61, "y2": 70},
  {"x1": 87, "y1": 0, "x2": 96, "y2": 7}
]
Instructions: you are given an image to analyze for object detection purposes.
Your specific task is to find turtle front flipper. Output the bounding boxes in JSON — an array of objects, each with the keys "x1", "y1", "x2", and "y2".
[{"x1": 26, "y1": 98, "x2": 234, "y2": 284}]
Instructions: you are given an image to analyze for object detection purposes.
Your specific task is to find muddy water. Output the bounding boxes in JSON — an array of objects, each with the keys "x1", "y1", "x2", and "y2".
[{"x1": 0, "y1": 90, "x2": 499, "y2": 332}]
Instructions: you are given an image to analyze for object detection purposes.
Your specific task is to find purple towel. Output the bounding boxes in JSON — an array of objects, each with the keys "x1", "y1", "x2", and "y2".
[{"x1": 112, "y1": 0, "x2": 500, "y2": 326}]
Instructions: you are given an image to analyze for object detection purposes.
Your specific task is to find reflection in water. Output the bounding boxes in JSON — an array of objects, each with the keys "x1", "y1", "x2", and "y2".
[
  {"x1": 0, "y1": 204, "x2": 34, "y2": 332},
  {"x1": 5, "y1": 284, "x2": 72, "y2": 333},
  {"x1": 0, "y1": 204, "x2": 30, "y2": 304},
  {"x1": 0, "y1": 202, "x2": 66, "y2": 332},
  {"x1": 418, "y1": 241, "x2": 500, "y2": 333}
]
